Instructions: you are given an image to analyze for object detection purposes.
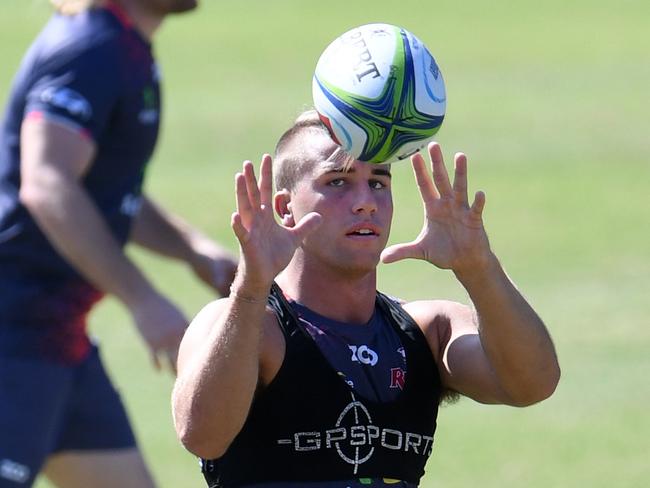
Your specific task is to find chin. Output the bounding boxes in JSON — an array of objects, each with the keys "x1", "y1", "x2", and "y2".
[
  {"x1": 167, "y1": 0, "x2": 198, "y2": 13},
  {"x1": 337, "y1": 253, "x2": 381, "y2": 275}
]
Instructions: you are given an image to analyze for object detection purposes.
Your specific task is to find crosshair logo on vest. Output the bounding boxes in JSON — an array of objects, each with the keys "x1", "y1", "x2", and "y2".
[{"x1": 276, "y1": 393, "x2": 433, "y2": 474}]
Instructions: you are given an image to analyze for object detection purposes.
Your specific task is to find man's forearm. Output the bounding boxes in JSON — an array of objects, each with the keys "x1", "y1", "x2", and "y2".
[
  {"x1": 130, "y1": 196, "x2": 211, "y2": 261},
  {"x1": 455, "y1": 255, "x2": 560, "y2": 405},
  {"x1": 21, "y1": 174, "x2": 155, "y2": 307}
]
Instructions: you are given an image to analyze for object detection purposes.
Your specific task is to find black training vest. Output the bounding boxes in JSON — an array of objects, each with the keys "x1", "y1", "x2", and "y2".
[{"x1": 202, "y1": 284, "x2": 442, "y2": 487}]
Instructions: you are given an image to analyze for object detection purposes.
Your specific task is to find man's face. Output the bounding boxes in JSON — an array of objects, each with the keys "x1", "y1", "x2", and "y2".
[{"x1": 287, "y1": 134, "x2": 393, "y2": 274}]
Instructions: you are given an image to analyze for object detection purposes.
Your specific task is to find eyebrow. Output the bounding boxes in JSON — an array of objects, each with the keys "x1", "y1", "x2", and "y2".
[
  {"x1": 371, "y1": 167, "x2": 392, "y2": 178},
  {"x1": 320, "y1": 165, "x2": 392, "y2": 178},
  {"x1": 320, "y1": 144, "x2": 392, "y2": 176}
]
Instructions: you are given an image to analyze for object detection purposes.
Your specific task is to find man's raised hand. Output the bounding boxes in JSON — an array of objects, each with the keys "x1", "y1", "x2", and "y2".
[
  {"x1": 230, "y1": 155, "x2": 321, "y2": 295},
  {"x1": 381, "y1": 143, "x2": 492, "y2": 275}
]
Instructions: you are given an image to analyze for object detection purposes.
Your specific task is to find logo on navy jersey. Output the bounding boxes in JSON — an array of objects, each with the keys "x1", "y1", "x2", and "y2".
[
  {"x1": 349, "y1": 345, "x2": 378, "y2": 366},
  {"x1": 337, "y1": 371, "x2": 355, "y2": 389},
  {"x1": 40, "y1": 86, "x2": 92, "y2": 121},
  {"x1": 390, "y1": 367, "x2": 406, "y2": 390},
  {"x1": 138, "y1": 86, "x2": 159, "y2": 124},
  {"x1": 0, "y1": 459, "x2": 30, "y2": 484},
  {"x1": 276, "y1": 393, "x2": 433, "y2": 474},
  {"x1": 120, "y1": 194, "x2": 142, "y2": 217},
  {"x1": 152, "y1": 62, "x2": 162, "y2": 82}
]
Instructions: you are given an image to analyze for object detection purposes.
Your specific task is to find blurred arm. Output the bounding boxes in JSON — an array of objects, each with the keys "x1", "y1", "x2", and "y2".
[
  {"x1": 19, "y1": 117, "x2": 188, "y2": 371},
  {"x1": 130, "y1": 196, "x2": 238, "y2": 296},
  {"x1": 19, "y1": 117, "x2": 156, "y2": 306}
]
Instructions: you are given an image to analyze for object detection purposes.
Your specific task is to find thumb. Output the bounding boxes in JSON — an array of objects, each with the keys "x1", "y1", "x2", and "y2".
[
  {"x1": 151, "y1": 350, "x2": 162, "y2": 371},
  {"x1": 291, "y1": 212, "x2": 322, "y2": 240},
  {"x1": 380, "y1": 242, "x2": 423, "y2": 264}
]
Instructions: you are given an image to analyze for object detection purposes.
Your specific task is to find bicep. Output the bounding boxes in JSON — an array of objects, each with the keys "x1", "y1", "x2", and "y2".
[
  {"x1": 20, "y1": 117, "x2": 96, "y2": 185},
  {"x1": 177, "y1": 300, "x2": 285, "y2": 385},
  {"x1": 406, "y1": 300, "x2": 510, "y2": 405},
  {"x1": 443, "y1": 332, "x2": 509, "y2": 404},
  {"x1": 176, "y1": 299, "x2": 228, "y2": 374}
]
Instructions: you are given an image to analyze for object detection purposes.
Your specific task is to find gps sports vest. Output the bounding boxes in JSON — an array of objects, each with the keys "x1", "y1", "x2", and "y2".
[{"x1": 202, "y1": 284, "x2": 442, "y2": 487}]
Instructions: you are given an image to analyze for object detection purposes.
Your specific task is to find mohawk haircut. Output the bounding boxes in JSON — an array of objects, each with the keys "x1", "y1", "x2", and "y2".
[{"x1": 273, "y1": 110, "x2": 354, "y2": 191}]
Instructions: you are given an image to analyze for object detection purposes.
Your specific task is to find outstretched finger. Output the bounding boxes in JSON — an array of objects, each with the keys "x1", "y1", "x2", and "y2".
[
  {"x1": 470, "y1": 190, "x2": 486, "y2": 217},
  {"x1": 243, "y1": 160, "x2": 262, "y2": 210},
  {"x1": 231, "y1": 211, "x2": 250, "y2": 244},
  {"x1": 453, "y1": 153, "x2": 469, "y2": 206},
  {"x1": 235, "y1": 171, "x2": 252, "y2": 217},
  {"x1": 428, "y1": 142, "x2": 453, "y2": 198},
  {"x1": 411, "y1": 151, "x2": 439, "y2": 202},
  {"x1": 166, "y1": 349, "x2": 179, "y2": 376},
  {"x1": 151, "y1": 350, "x2": 161, "y2": 371},
  {"x1": 258, "y1": 154, "x2": 273, "y2": 209}
]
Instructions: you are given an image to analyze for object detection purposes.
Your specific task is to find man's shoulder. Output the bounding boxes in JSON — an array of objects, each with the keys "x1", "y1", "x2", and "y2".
[
  {"x1": 376, "y1": 290, "x2": 406, "y2": 306},
  {"x1": 401, "y1": 298, "x2": 471, "y2": 324},
  {"x1": 376, "y1": 291, "x2": 462, "y2": 321},
  {"x1": 29, "y1": 10, "x2": 129, "y2": 76}
]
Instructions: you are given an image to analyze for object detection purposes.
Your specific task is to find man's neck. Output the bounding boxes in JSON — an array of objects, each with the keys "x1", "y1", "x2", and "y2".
[
  {"x1": 276, "y1": 260, "x2": 378, "y2": 325},
  {"x1": 108, "y1": 0, "x2": 164, "y2": 40}
]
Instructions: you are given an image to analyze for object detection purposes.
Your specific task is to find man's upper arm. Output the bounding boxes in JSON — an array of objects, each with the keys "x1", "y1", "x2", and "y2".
[
  {"x1": 177, "y1": 300, "x2": 285, "y2": 385},
  {"x1": 177, "y1": 299, "x2": 229, "y2": 374},
  {"x1": 20, "y1": 39, "x2": 122, "y2": 184},
  {"x1": 404, "y1": 299, "x2": 511, "y2": 405},
  {"x1": 20, "y1": 118, "x2": 96, "y2": 187}
]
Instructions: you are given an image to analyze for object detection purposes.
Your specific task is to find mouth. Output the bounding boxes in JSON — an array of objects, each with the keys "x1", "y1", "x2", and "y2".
[{"x1": 345, "y1": 224, "x2": 381, "y2": 237}]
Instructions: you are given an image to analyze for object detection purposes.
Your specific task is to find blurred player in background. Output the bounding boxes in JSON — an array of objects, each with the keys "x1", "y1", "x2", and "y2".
[
  {"x1": 172, "y1": 111, "x2": 560, "y2": 487},
  {"x1": 0, "y1": 1, "x2": 237, "y2": 486}
]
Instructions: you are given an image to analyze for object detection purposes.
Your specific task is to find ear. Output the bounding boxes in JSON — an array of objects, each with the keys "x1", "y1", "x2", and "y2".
[{"x1": 274, "y1": 189, "x2": 295, "y2": 226}]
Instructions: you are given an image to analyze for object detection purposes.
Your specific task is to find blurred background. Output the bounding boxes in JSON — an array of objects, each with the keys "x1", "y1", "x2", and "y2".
[{"x1": 1, "y1": 1, "x2": 648, "y2": 486}]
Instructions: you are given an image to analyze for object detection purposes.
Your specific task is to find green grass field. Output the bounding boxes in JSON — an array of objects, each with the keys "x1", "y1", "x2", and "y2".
[{"x1": 1, "y1": 1, "x2": 649, "y2": 486}]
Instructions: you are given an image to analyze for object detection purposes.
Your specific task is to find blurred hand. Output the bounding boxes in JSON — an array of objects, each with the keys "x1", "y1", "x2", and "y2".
[
  {"x1": 381, "y1": 142, "x2": 493, "y2": 275},
  {"x1": 128, "y1": 290, "x2": 188, "y2": 375},
  {"x1": 190, "y1": 244, "x2": 238, "y2": 297}
]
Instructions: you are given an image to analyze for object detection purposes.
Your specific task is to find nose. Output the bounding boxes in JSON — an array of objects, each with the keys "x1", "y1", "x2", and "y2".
[{"x1": 352, "y1": 184, "x2": 377, "y2": 215}]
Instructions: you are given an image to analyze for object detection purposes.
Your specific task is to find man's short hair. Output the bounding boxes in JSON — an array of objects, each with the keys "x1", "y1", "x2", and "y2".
[
  {"x1": 273, "y1": 110, "x2": 356, "y2": 191},
  {"x1": 273, "y1": 110, "x2": 330, "y2": 192}
]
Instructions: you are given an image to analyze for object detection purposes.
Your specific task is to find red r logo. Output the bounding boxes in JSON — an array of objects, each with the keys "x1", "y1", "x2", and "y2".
[{"x1": 390, "y1": 368, "x2": 406, "y2": 390}]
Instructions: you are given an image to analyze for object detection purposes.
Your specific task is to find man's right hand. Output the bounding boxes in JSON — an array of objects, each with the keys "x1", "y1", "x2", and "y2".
[
  {"x1": 230, "y1": 155, "x2": 321, "y2": 297},
  {"x1": 129, "y1": 290, "x2": 188, "y2": 374}
]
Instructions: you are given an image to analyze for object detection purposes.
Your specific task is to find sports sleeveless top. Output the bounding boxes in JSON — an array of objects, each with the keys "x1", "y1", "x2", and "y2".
[{"x1": 201, "y1": 283, "x2": 442, "y2": 486}]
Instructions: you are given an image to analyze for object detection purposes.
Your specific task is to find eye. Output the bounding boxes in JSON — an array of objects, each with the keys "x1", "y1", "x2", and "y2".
[
  {"x1": 369, "y1": 179, "x2": 388, "y2": 189},
  {"x1": 328, "y1": 178, "x2": 345, "y2": 187}
]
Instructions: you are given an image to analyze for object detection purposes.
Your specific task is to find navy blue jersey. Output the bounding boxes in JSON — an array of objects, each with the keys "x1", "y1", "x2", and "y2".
[
  {"x1": 290, "y1": 300, "x2": 408, "y2": 403},
  {"x1": 0, "y1": 4, "x2": 161, "y2": 363}
]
